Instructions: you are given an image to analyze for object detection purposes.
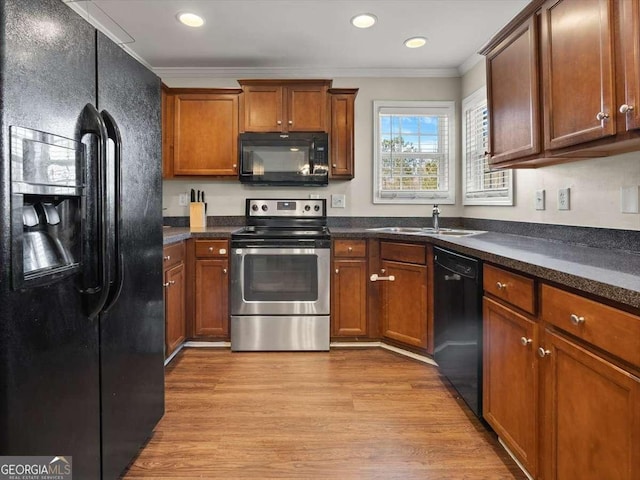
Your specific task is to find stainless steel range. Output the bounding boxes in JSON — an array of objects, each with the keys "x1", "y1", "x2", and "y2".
[{"x1": 230, "y1": 199, "x2": 331, "y2": 351}]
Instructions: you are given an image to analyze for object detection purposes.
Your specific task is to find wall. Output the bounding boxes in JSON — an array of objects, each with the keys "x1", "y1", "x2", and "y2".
[
  {"x1": 461, "y1": 61, "x2": 640, "y2": 231},
  {"x1": 163, "y1": 69, "x2": 640, "y2": 231},
  {"x1": 162, "y1": 76, "x2": 463, "y2": 220}
]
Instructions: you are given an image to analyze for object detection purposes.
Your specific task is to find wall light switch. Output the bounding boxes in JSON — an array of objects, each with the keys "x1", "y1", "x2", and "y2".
[
  {"x1": 558, "y1": 188, "x2": 570, "y2": 210},
  {"x1": 331, "y1": 194, "x2": 346, "y2": 208},
  {"x1": 535, "y1": 189, "x2": 545, "y2": 210},
  {"x1": 178, "y1": 193, "x2": 188, "y2": 206},
  {"x1": 620, "y1": 185, "x2": 639, "y2": 213}
]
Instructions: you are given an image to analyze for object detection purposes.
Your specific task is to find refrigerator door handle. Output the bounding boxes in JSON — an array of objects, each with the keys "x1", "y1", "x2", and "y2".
[
  {"x1": 101, "y1": 109, "x2": 124, "y2": 313},
  {"x1": 79, "y1": 103, "x2": 112, "y2": 320}
]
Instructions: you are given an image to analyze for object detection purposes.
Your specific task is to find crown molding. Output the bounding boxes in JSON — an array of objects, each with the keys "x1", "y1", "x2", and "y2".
[
  {"x1": 457, "y1": 54, "x2": 484, "y2": 76},
  {"x1": 152, "y1": 66, "x2": 461, "y2": 80}
]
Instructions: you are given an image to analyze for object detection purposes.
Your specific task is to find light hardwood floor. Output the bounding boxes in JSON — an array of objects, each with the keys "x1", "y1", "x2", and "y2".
[{"x1": 124, "y1": 348, "x2": 526, "y2": 479}]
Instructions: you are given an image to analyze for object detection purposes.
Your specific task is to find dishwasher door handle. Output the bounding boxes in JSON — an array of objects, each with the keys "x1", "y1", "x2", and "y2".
[{"x1": 444, "y1": 273, "x2": 462, "y2": 281}]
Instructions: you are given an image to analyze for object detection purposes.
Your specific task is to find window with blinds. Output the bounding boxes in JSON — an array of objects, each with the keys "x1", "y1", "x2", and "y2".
[
  {"x1": 462, "y1": 88, "x2": 513, "y2": 206},
  {"x1": 373, "y1": 101, "x2": 455, "y2": 204}
]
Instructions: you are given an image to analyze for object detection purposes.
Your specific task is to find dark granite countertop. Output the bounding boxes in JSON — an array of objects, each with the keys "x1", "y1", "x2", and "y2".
[{"x1": 163, "y1": 226, "x2": 640, "y2": 310}]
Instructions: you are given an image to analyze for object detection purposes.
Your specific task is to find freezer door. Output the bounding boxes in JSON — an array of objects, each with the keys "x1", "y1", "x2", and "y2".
[
  {"x1": 0, "y1": 0, "x2": 101, "y2": 478},
  {"x1": 95, "y1": 31, "x2": 165, "y2": 480}
]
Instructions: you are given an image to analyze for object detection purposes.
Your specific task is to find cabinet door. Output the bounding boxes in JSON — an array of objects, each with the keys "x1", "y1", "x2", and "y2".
[
  {"x1": 380, "y1": 260, "x2": 427, "y2": 348},
  {"x1": 194, "y1": 259, "x2": 229, "y2": 337},
  {"x1": 486, "y1": 16, "x2": 541, "y2": 164},
  {"x1": 161, "y1": 86, "x2": 175, "y2": 178},
  {"x1": 541, "y1": 0, "x2": 616, "y2": 150},
  {"x1": 332, "y1": 258, "x2": 367, "y2": 337},
  {"x1": 242, "y1": 85, "x2": 283, "y2": 132},
  {"x1": 540, "y1": 329, "x2": 640, "y2": 480},
  {"x1": 483, "y1": 297, "x2": 538, "y2": 477},
  {"x1": 287, "y1": 84, "x2": 328, "y2": 132},
  {"x1": 173, "y1": 93, "x2": 239, "y2": 175},
  {"x1": 329, "y1": 91, "x2": 356, "y2": 178},
  {"x1": 620, "y1": 0, "x2": 640, "y2": 132},
  {"x1": 164, "y1": 262, "x2": 185, "y2": 357}
]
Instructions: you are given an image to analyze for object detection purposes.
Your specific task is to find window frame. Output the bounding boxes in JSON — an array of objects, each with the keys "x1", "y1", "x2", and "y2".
[
  {"x1": 373, "y1": 100, "x2": 456, "y2": 205},
  {"x1": 462, "y1": 87, "x2": 514, "y2": 206}
]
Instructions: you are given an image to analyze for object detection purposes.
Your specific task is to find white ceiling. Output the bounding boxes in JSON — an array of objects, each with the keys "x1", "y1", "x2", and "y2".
[{"x1": 65, "y1": 0, "x2": 529, "y2": 78}]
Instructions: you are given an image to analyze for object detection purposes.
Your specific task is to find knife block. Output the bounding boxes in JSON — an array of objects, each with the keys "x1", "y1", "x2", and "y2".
[{"x1": 189, "y1": 202, "x2": 206, "y2": 229}]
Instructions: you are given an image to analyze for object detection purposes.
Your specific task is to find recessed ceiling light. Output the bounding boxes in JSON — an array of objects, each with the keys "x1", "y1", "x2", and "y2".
[
  {"x1": 404, "y1": 36, "x2": 427, "y2": 48},
  {"x1": 351, "y1": 13, "x2": 377, "y2": 29},
  {"x1": 177, "y1": 12, "x2": 205, "y2": 28}
]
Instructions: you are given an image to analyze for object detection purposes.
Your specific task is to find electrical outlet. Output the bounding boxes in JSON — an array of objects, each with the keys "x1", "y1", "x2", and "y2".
[
  {"x1": 620, "y1": 185, "x2": 640, "y2": 213},
  {"x1": 308, "y1": 193, "x2": 320, "y2": 199},
  {"x1": 535, "y1": 189, "x2": 545, "y2": 210},
  {"x1": 178, "y1": 193, "x2": 188, "y2": 206},
  {"x1": 558, "y1": 188, "x2": 570, "y2": 210},
  {"x1": 331, "y1": 194, "x2": 346, "y2": 208}
]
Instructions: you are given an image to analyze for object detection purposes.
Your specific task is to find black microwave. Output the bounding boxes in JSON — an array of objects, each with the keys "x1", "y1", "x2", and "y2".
[{"x1": 238, "y1": 132, "x2": 329, "y2": 186}]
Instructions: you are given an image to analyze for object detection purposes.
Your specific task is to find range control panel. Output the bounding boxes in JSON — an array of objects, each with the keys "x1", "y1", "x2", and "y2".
[{"x1": 246, "y1": 199, "x2": 326, "y2": 217}]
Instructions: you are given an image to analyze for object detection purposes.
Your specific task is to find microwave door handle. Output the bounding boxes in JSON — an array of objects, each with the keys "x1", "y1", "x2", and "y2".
[
  {"x1": 78, "y1": 103, "x2": 111, "y2": 320},
  {"x1": 100, "y1": 109, "x2": 124, "y2": 313}
]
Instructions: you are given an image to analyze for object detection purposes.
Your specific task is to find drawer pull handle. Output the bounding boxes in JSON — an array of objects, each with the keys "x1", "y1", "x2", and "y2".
[
  {"x1": 370, "y1": 273, "x2": 395, "y2": 282},
  {"x1": 520, "y1": 337, "x2": 532, "y2": 346},
  {"x1": 219, "y1": 248, "x2": 227, "y2": 255},
  {"x1": 538, "y1": 347, "x2": 551, "y2": 358},
  {"x1": 163, "y1": 255, "x2": 171, "y2": 261},
  {"x1": 496, "y1": 281, "x2": 506, "y2": 290},
  {"x1": 570, "y1": 314, "x2": 585, "y2": 326}
]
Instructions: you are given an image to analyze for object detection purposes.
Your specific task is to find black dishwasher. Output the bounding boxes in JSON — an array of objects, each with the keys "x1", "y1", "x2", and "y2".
[{"x1": 433, "y1": 247, "x2": 483, "y2": 419}]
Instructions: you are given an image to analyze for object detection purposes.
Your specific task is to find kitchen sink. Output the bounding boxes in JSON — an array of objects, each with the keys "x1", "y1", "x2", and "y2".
[{"x1": 366, "y1": 227, "x2": 486, "y2": 237}]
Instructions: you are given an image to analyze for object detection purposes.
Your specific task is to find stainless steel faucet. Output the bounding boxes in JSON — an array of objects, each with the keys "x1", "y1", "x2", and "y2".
[{"x1": 432, "y1": 204, "x2": 440, "y2": 232}]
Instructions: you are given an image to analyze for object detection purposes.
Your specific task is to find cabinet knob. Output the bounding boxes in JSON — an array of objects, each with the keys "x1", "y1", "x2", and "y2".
[
  {"x1": 520, "y1": 337, "x2": 532, "y2": 346},
  {"x1": 223, "y1": 268, "x2": 227, "y2": 274},
  {"x1": 596, "y1": 112, "x2": 610, "y2": 121},
  {"x1": 169, "y1": 280, "x2": 176, "y2": 285},
  {"x1": 496, "y1": 281, "x2": 506, "y2": 290},
  {"x1": 277, "y1": 120, "x2": 282, "y2": 125},
  {"x1": 347, "y1": 246, "x2": 353, "y2": 252},
  {"x1": 335, "y1": 268, "x2": 339, "y2": 274},
  {"x1": 163, "y1": 282, "x2": 170, "y2": 288},
  {"x1": 163, "y1": 255, "x2": 171, "y2": 261},
  {"x1": 208, "y1": 247, "x2": 214, "y2": 252},
  {"x1": 332, "y1": 163, "x2": 337, "y2": 168},
  {"x1": 288, "y1": 120, "x2": 293, "y2": 125},
  {"x1": 619, "y1": 104, "x2": 635, "y2": 114},
  {"x1": 232, "y1": 163, "x2": 237, "y2": 168},
  {"x1": 484, "y1": 151, "x2": 491, "y2": 157},
  {"x1": 570, "y1": 314, "x2": 585, "y2": 326},
  {"x1": 538, "y1": 347, "x2": 551, "y2": 358}
]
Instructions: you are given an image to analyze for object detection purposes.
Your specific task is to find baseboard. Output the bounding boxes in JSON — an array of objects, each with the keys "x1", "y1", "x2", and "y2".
[{"x1": 497, "y1": 437, "x2": 534, "y2": 480}]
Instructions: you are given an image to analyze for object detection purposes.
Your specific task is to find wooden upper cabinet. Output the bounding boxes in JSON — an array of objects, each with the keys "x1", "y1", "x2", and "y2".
[
  {"x1": 541, "y1": 0, "x2": 616, "y2": 150},
  {"x1": 620, "y1": 0, "x2": 640, "y2": 132},
  {"x1": 239, "y1": 80, "x2": 331, "y2": 132},
  {"x1": 329, "y1": 88, "x2": 358, "y2": 179},
  {"x1": 161, "y1": 84, "x2": 175, "y2": 178},
  {"x1": 172, "y1": 90, "x2": 241, "y2": 176},
  {"x1": 485, "y1": 16, "x2": 541, "y2": 164}
]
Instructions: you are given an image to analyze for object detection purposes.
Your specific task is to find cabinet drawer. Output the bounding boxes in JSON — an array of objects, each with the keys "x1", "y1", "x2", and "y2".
[
  {"x1": 333, "y1": 239, "x2": 366, "y2": 258},
  {"x1": 195, "y1": 239, "x2": 229, "y2": 258},
  {"x1": 380, "y1": 242, "x2": 426, "y2": 265},
  {"x1": 541, "y1": 284, "x2": 640, "y2": 367},
  {"x1": 163, "y1": 242, "x2": 184, "y2": 269},
  {"x1": 484, "y1": 264, "x2": 536, "y2": 314}
]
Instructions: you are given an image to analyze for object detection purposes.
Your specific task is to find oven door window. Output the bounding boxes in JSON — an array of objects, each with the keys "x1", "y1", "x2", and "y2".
[{"x1": 244, "y1": 254, "x2": 318, "y2": 301}]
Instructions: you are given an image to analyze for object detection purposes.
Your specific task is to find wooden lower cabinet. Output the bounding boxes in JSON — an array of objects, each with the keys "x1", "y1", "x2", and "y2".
[
  {"x1": 540, "y1": 329, "x2": 640, "y2": 480},
  {"x1": 379, "y1": 245, "x2": 428, "y2": 349},
  {"x1": 163, "y1": 242, "x2": 186, "y2": 358},
  {"x1": 193, "y1": 240, "x2": 229, "y2": 338},
  {"x1": 483, "y1": 297, "x2": 538, "y2": 477},
  {"x1": 332, "y1": 258, "x2": 367, "y2": 337}
]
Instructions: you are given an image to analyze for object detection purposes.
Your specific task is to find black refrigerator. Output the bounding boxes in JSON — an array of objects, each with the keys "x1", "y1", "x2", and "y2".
[{"x1": 0, "y1": 1, "x2": 165, "y2": 479}]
